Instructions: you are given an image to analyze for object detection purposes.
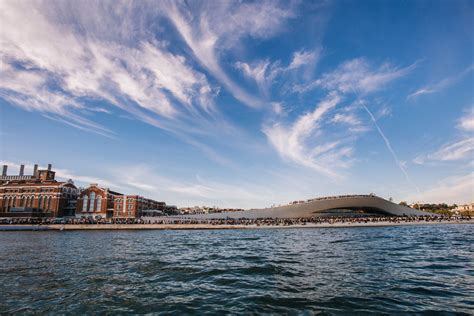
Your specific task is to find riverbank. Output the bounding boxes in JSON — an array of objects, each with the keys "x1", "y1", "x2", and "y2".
[{"x1": 0, "y1": 220, "x2": 472, "y2": 231}]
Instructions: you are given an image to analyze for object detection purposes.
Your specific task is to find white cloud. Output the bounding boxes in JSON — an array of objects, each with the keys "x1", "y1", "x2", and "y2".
[
  {"x1": 406, "y1": 88, "x2": 436, "y2": 99},
  {"x1": 288, "y1": 49, "x2": 320, "y2": 70},
  {"x1": 262, "y1": 57, "x2": 413, "y2": 177},
  {"x1": 263, "y1": 93, "x2": 356, "y2": 178},
  {"x1": 0, "y1": 0, "x2": 219, "y2": 136},
  {"x1": 271, "y1": 102, "x2": 285, "y2": 116},
  {"x1": 430, "y1": 138, "x2": 474, "y2": 161},
  {"x1": 235, "y1": 60, "x2": 282, "y2": 96},
  {"x1": 235, "y1": 48, "x2": 321, "y2": 97},
  {"x1": 414, "y1": 138, "x2": 474, "y2": 164},
  {"x1": 457, "y1": 107, "x2": 474, "y2": 131},
  {"x1": 290, "y1": 57, "x2": 419, "y2": 189},
  {"x1": 414, "y1": 109, "x2": 474, "y2": 164},
  {"x1": 407, "y1": 64, "x2": 474, "y2": 100},
  {"x1": 404, "y1": 173, "x2": 474, "y2": 205},
  {"x1": 331, "y1": 113, "x2": 360, "y2": 125},
  {"x1": 294, "y1": 58, "x2": 417, "y2": 95},
  {"x1": 374, "y1": 104, "x2": 392, "y2": 119},
  {"x1": 164, "y1": 0, "x2": 297, "y2": 108},
  {"x1": 105, "y1": 164, "x2": 274, "y2": 208}
]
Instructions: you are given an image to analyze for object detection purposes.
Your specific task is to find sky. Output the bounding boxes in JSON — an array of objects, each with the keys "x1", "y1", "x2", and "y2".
[{"x1": 0, "y1": 0, "x2": 473, "y2": 208}]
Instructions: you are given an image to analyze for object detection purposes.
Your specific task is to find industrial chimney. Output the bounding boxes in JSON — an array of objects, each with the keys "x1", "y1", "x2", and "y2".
[
  {"x1": 33, "y1": 164, "x2": 38, "y2": 177},
  {"x1": 47, "y1": 164, "x2": 52, "y2": 171},
  {"x1": 2, "y1": 165, "x2": 7, "y2": 176},
  {"x1": 19, "y1": 164, "x2": 25, "y2": 176}
]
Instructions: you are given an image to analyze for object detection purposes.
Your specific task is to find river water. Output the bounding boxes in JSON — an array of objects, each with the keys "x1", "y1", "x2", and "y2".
[{"x1": 0, "y1": 224, "x2": 473, "y2": 314}]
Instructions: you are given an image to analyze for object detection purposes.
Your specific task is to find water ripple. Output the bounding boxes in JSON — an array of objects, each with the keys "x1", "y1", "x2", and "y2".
[{"x1": 0, "y1": 224, "x2": 473, "y2": 314}]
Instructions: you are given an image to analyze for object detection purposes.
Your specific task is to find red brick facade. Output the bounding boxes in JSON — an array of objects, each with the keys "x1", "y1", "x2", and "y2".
[
  {"x1": 76, "y1": 184, "x2": 120, "y2": 218},
  {"x1": 1, "y1": 164, "x2": 167, "y2": 219},
  {"x1": 0, "y1": 165, "x2": 78, "y2": 217},
  {"x1": 77, "y1": 184, "x2": 166, "y2": 219},
  {"x1": 113, "y1": 195, "x2": 165, "y2": 218}
]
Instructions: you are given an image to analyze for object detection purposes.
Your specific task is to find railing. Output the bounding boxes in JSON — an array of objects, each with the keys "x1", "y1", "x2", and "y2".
[{"x1": 0, "y1": 176, "x2": 35, "y2": 181}]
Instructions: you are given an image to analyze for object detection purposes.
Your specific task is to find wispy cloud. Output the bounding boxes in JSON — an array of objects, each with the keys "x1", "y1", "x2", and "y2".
[
  {"x1": 312, "y1": 59, "x2": 419, "y2": 191},
  {"x1": 266, "y1": 58, "x2": 415, "y2": 177},
  {"x1": 457, "y1": 106, "x2": 474, "y2": 131},
  {"x1": 164, "y1": 0, "x2": 297, "y2": 108},
  {"x1": 293, "y1": 58, "x2": 417, "y2": 94},
  {"x1": 414, "y1": 138, "x2": 474, "y2": 164},
  {"x1": 288, "y1": 50, "x2": 320, "y2": 70},
  {"x1": 235, "y1": 48, "x2": 321, "y2": 98},
  {"x1": 234, "y1": 60, "x2": 282, "y2": 97},
  {"x1": 0, "y1": 1, "x2": 223, "y2": 137},
  {"x1": 106, "y1": 164, "x2": 274, "y2": 208},
  {"x1": 404, "y1": 172, "x2": 474, "y2": 204},
  {"x1": 407, "y1": 64, "x2": 474, "y2": 100},
  {"x1": 263, "y1": 93, "x2": 355, "y2": 178},
  {"x1": 413, "y1": 108, "x2": 474, "y2": 164}
]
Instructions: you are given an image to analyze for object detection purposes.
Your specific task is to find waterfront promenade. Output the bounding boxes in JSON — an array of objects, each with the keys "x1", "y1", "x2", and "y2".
[{"x1": 1, "y1": 217, "x2": 472, "y2": 231}]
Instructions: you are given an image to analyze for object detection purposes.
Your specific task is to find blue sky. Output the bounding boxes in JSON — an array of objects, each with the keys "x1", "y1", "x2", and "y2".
[{"x1": 0, "y1": 0, "x2": 473, "y2": 208}]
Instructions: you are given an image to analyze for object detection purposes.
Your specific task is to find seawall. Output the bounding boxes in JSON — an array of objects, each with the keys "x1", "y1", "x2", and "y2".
[{"x1": 0, "y1": 220, "x2": 472, "y2": 231}]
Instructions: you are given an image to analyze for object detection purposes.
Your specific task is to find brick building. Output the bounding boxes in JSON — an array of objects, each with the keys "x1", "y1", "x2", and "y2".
[
  {"x1": 113, "y1": 195, "x2": 166, "y2": 218},
  {"x1": 0, "y1": 164, "x2": 78, "y2": 217},
  {"x1": 75, "y1": 184, "x2": 121, "y2": 218},
  {"x1": 77, "y1": 184, "x2": 166, "y2": 219}
]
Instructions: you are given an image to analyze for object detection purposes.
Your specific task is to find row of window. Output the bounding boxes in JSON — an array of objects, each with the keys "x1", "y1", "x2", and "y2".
[
  {"x1": 3, "y1": 187, "x2": 78, "y2": 194},
  {"x1": 3, "y1": 196, "x2": 52, "y2": 210},
  {"x1": 115, "y1": 203, "x2": 134, "y2": 210},
  {"x1": 82, "y1": 192, "x2": 102, "y2": 212},
  {"x1": 4, "y1": 188, "x2": 55, "y2": 193}
]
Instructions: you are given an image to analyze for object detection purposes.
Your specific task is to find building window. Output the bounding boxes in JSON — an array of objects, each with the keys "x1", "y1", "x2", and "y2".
[
  {"x1": 83, "y1": 195, "x2": 88, "y2": 212},
  {"x1": 89, "y1": 192, "x2": 96, "y2": 212},
  {"x1": 46, "y1": 197, "x2": 51, "y2": 211},
  {"x1": 96, "y1": 196, "x2": 102, "y2": 212}
]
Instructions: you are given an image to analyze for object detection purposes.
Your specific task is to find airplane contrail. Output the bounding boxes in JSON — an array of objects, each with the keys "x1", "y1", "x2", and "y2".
[{"x1": 362, "y1": 103, "x2": 421, "y2": 194}]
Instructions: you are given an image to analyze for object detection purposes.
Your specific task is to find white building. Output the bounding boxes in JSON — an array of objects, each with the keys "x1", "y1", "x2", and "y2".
[{"x1": 451, "y1": 203, "x2": 474, "y2": 213}]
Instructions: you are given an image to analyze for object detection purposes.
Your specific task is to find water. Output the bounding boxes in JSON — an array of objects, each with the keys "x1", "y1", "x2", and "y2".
[{"x1": 0, "y1": 224, "x2": 473, "y2": 314}]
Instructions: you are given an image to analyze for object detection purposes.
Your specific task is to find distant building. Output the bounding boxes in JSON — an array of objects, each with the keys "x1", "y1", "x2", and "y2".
[
  {"x1": 178, "y1": 206, "x2": 244, "y2": 215},
  {"x1": 113, "y1": 195, "x2": 165, "y2": 218},
  {"x1": 0, "y1": 164, "x2": 78, "y2": 217},
  {"x1": 76, "y1": 184, "x2": 166, "y2": 218},
  {"x1": 164, "y1": 205, "x2": 179, "y2": 215},
  {"x1": 451, "y1": 203, "x2": 474, "y2": 213},
  {"x1": 75, "y1": 183, "x2": 121, "y2": 218}
]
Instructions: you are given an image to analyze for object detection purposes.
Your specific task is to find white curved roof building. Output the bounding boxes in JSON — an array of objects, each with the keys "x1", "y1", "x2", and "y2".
[{"x1": 181, "y1": 195, "x2": 434, "y2": 219}]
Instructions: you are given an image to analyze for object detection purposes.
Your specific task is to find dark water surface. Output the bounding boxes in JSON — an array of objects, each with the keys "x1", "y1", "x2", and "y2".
[{"x1": 0, "y1": 224, "x2": 473, "y2": 314}]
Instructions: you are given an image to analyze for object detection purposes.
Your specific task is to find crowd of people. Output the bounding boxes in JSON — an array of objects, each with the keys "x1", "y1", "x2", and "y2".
[{"x1": 0, "y1": 214, "x2": 471, "y2": 226}]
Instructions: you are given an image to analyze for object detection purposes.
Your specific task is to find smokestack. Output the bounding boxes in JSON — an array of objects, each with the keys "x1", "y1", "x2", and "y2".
[
  {"x1": 2, "y1": 165, "x2": 7, "y2": 176},
  {"x1": 19, "y1": 164, "x2": 25, "y2": 176},
  {"x1": 47, "y1": 164, "x2": 52, "y2": 171},
  {"x1": 33, "y1": 164, "x2": 38, "y2": 177}
]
